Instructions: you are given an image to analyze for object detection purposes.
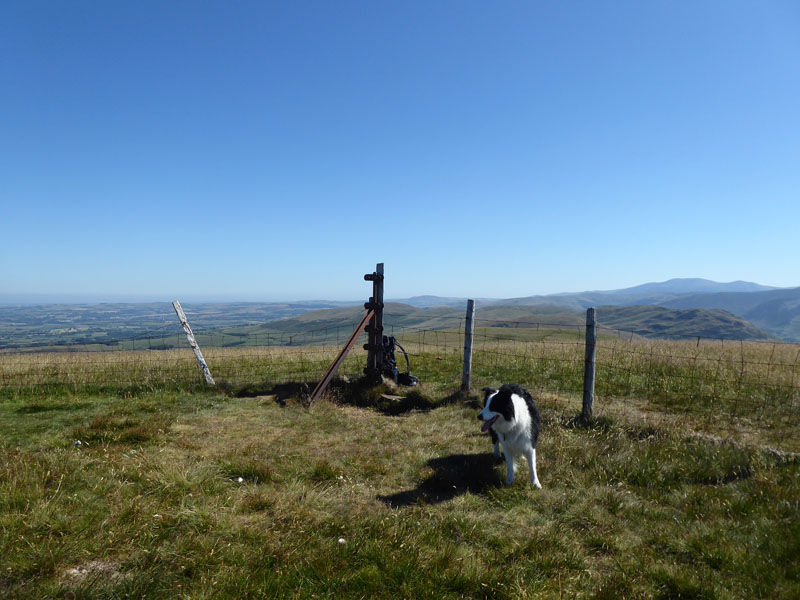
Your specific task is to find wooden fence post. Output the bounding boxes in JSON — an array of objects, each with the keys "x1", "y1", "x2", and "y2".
[
  {"x1": 173, "y1": 301, "x2": 215, "y2": 387},
  {"x1": 461, "y1": 299, "x2": 476, "y2": 392},
  {"x1": 364, "y1": 263, "x2": 385, "y2": 377},
  {"x1": 582, "y1": 307, "x2": 596, "y2": 420}
]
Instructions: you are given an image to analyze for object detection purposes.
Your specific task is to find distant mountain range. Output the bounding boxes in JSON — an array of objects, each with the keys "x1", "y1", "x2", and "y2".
[
  {"x1": 392, "y1": 279, "x2": 800, "y2": 342},
  {"x1": 392, "y1": 278, "x2": 781, "y2": 307},
  {"x1": 593, "y1": 278, "x2": 777, "y2": 296},
  {"x1": 2, "y1": 279, "x2": 798, "y2": 347}
]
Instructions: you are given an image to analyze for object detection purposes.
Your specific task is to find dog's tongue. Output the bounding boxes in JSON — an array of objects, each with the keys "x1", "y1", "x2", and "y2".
[{"x1": 481, "y1": 416, "x2": 497, "y2": 433}]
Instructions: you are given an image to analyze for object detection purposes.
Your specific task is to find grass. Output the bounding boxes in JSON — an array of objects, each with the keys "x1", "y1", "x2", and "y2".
[
  {"x1": 0, "y1": 346, "x2": 370, "y2": 400},
  {"x1": 0, "y1": 333, "x2": 798, "y2": 597},
  {"x1": 1, "y1": 364, "x2": 799, "y2": 598},
  {"x1": 2, "y1": 330, "x2": 798, "y2": 449}
]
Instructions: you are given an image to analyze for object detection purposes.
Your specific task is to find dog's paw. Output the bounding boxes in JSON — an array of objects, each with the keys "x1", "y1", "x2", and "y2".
[{"x1": 531, "y1": 481, "x2": 542, "y2": 490}]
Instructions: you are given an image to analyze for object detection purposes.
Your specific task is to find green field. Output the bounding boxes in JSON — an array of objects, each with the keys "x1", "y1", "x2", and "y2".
[{"x1": 1, "y1": 336, "x2": 798, "y2": 598}]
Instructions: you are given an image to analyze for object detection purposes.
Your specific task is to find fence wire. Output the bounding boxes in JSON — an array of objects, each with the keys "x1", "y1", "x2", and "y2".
[
  {"x1": 0, "y1": 320, "x2": 371, "y2": 395},
  {"x1": 1, "y1": 312, "x2": 798, "y2": 451},
  {"x1": 457, "y1": 318, "x2": 799, "y2": 451}
]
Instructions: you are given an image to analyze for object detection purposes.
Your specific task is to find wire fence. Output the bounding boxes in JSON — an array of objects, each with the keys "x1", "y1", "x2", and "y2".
[
  {"x1": 0, "y1": 320, "x2": 373, "y2": 396},
  {"x1": 2, "y1": 309, "x2": 798, "y2": 451},
  {"x1": 451, "y1": 316, "x2": 798, "y2": 452}
]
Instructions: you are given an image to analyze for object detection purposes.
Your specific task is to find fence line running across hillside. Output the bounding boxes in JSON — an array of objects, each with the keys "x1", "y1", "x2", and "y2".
[
  {"x1": 0, "y1": 320, "x2": 375, "y2": 395},
  {"x1": 2, "y1": 309, "x2": 798, "y2": 451},
  {"x1": 459, "y1": 316, "x2": 799, "y2": 451}
]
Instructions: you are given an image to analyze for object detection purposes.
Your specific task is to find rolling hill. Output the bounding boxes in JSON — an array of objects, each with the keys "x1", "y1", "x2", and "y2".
[
  {"x1": 661, "y1": 287, "x2": 800, "y2": 342},
  {"x1": 248, "y1": 303, "x2": 585, "y2": 335},
  {"x1": 393, "y1": 280, "x2": 799, "y2": 342},
  {"x1": 596, "y1": 306, "x2": 774, "y2": 341},
  {"x1": 2, "y1": 279, "x2": 794, "y2": 349},
  {"x1": 484, "y1": 279, "x2": 781, "y2": 310},
  {"x1": 252, "y1": 303, "x2": 774, "y2": 342},
  {"x1": 598, "y1": 278, "x2": 777, "y2": 295}
]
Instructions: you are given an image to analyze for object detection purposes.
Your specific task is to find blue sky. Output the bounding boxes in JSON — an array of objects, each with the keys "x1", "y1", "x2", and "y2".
[{"x1": 2, "y1": 1, "x2": 799, "y2": 302}]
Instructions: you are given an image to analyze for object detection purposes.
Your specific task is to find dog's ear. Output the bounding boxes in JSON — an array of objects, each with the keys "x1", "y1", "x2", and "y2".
[{"x1": 481, "y1": 386, "x2": 497, "y2": 398}]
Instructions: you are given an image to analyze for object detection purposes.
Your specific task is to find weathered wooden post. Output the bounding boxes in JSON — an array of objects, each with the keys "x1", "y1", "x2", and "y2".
[
  {"x1": 364, "y1": 263, "x2": 385, "y2": 378},
  {"x1": 173, "y1": 301, "x2": 215, "y2": 386},
  {"x1": 461, "y1": 299, "x2": 476, "y2": 392},
  {"x1": 582, "y1": 307, "x2": 596, "y2": 420}
]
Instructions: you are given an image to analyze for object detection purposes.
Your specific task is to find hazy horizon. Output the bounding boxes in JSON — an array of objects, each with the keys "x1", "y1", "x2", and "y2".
[{"x1": 1, "y1": 277, "x2": 795, "y2": 306}]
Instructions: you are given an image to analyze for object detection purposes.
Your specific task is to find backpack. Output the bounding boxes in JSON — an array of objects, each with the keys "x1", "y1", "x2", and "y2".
[{"x1": 381, "y1": 335, "x2": 419, "y2": 386}]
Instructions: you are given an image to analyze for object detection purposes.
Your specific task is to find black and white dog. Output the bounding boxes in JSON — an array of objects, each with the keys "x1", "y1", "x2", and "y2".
[{"x1": 478, "y1": 384, "x2": 541, "y2": 488}]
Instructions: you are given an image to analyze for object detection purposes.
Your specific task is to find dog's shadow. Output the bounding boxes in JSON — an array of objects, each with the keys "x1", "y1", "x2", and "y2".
[{"x1": 378, "y1": 452, "x2": 503, "y2": 507}]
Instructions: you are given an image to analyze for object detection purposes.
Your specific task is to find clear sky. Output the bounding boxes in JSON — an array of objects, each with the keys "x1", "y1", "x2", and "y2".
[{"x1": 2, "y1": 1, "x2": 799, "y2": 302}]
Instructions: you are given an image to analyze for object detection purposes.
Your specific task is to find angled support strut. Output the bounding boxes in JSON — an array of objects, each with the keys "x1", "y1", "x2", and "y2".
[{"x1": 308, "y1": 309, "x2": 375, "y2": 407}]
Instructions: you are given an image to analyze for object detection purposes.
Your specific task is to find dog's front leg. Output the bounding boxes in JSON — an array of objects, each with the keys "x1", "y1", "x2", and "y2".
[
  {"x1": 504, "y1": 453, "x2": 515, "y2": 485},
  {"x1": 490, "y1": 431, "x2": 502, "y2": 458}
]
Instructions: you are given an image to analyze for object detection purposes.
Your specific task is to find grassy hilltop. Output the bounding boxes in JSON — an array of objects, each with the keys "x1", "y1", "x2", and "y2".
[{"x1": 1, "y1": 336, "x2": 798, "y2": 598}]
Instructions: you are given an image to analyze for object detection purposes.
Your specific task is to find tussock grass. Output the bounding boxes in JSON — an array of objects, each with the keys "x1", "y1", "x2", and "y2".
[
  {"x1": 1, "y1": 336, "x2": 798, "y2": 597},
  {"x1": 0, "y1": 346, "x2": 369, "y2": 399},
  {"x1": 2, "y1": 332, "x2": 797, "y2": 451},
  {"x1": 1, "y1": 379, "x2": 798, "y2": 598}
]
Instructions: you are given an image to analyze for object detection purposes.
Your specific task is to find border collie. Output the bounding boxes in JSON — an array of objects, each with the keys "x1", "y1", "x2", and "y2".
[{"x1": 478, "y1": 384, "x2": 541, "y2": 488}]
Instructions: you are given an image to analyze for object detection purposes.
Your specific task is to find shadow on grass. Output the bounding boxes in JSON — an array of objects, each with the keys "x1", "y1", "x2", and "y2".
[
  {"x1": 16, "y1": 401, "x2": 92, "y2": 414},
  {"x1": 378, "y1": 452, "x2": 503, "y2": 507},
  {"x1": 562, "y1": 413, "x2": 615, "y2": 431},
  {"x1": 219, "y1": 377, "x2": 481, "y2": 416},
  {"x1": 323, "y1": 378, "x2": 477, "y2": 415},
  {"x1": 373, "y1": 390, "x2": 470, "y2": 416}
]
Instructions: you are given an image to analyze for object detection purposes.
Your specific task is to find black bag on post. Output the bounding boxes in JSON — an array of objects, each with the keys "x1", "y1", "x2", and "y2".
[{"x1": 381, "y1": 335, "x2": 418, "y2": 386}]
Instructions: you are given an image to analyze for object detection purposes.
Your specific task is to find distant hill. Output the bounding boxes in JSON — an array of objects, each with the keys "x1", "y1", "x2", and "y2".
[
  {"x1": 3, "y1": 279, "x2": 795, "y2": 348},
  {"x1": 388, "y1": 279, "x2": 781, "y2": 311},
  {"x1": 596, "y1": 306, "x2": 774, "y2": 341},
  {"x1": 661, "y1": 287, "x2": 800, "y2": 342},
  {"x1": 600, "y1": 278, "x2": 777, "y2": 295},
  {"x1": 490, "y1": 279, "x2": 780, "y2": 311},
  {"x1": 387, "y1": 295, "x2": 471, "y2": 308},
  {"x1": 464, "y1": 280, "x2": 798, "y2": 342},
  {"x1": 251, "y1": 303, "x2": 584, "y2": 335},
  {"x1": 254, "y1": 303, "x2": 773, "y2": 342}
]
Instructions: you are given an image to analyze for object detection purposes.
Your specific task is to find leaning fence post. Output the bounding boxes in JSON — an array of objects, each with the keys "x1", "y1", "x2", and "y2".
[
  {"x1": 582, "y1": 307, "x2": 596, "y2": 420},
  {"x1": 172, "y1": 301, "x2": 215, "y2": 387},
  {"x1": 461, "y1": 299, "x2": 476, "y2": 392}
]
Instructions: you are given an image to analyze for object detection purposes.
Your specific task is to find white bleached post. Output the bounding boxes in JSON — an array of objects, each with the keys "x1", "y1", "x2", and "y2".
[
  {"x1": 461, "y1": 299, "x2": 476, "y2": 392},
  {"x1": 172, "y1": 301, "x2": 215, "y2": 386}
]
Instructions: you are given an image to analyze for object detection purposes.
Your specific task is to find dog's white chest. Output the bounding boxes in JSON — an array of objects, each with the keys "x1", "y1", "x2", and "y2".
[{"x1": 498, "y1": 426, "x2": 531, "y2": 456}]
